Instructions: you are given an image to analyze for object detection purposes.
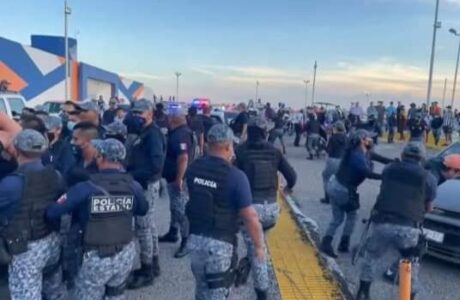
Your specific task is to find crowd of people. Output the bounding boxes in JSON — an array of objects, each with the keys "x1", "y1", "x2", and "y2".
[
  {"x1": 0, "y1": 94, "x2": 459, "y2": 300},
  {"x1": 0, "y1": 96, "x2": 297, "y2": 300},
  {"x1": 235, "y1": 98, "x2": 460, "y2": 300}
]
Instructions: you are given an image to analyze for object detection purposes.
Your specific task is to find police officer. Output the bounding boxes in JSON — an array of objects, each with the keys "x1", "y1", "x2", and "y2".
[
  {"x1": 230, "y1": 103, "x2": 250, "y2": 142},
  {"x1": 356, "y1": 143, "x2": 437, "y2": 300},
  {"x1": 66, "y1": 122, "x2": 99, "y2": 186},
  {"x1": 305, "y1": 108, "x2": 322, "y2": 160},
  {"x1": 0, "y1": 129, "x2": 66, "y2": 300},
  {"x1": 159, "y1": 108, "x2": 193, "y2": 258},
  {"x1": 46, "y1": 139, "x2": 149, "y2": 300},
  {"x1": 125, "y1": 99, "x2": 166, "y2": 289},
  {"x1": 42, "y1": 115, "x2": 76, "y2": 175},
  {"x1": 66, "y1": 99, "x2": 105, "y2": 138},
  {"x1": 186, "y1": 124, "x2": 265, "y2": 300},
  {"x1": 408, "y1": 113, "x2": 426, "y2": 143},
  {"x1": 235, "y1": 118, "x2": 296, "y2": 300},
  {"x1": 187, "y1": 106, "x2": 205, "y2": 157},
  {"x1": 154, "y1": 102, "x2": 169, "y2": 136},
  {"x1": 320, "y1": 129, "x2": 391, "y2": 258},
  {"x1": 104, "y1": 121, "x2": 128, "y2": 144},
  {"x1": 320, "y1": 121, "x2": 347, "y2": 204},
  {"x1": 382, "y1": 153, "x2": 460, "y2": 281}
]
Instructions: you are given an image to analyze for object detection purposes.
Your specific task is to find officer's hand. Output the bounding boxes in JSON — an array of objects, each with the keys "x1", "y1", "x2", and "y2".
[
  {"x1": 175, "y1": 179, "x2": 184, "y2": 191},
  {"x1": 255, "y1": 246, "x2": 265, "y2": 262}
]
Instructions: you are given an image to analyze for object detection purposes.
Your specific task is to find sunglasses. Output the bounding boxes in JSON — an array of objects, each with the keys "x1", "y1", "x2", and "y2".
[{"x1": 67, "y1": 110, "x2": 82, "y2": 116}]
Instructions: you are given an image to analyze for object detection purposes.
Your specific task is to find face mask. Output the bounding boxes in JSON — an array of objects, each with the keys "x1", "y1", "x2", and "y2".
[
  {"x1": 131, "y1": 116, "x2": 146, "y2": 133},
  {"x1": 365, "y1": 140, "x2": 374, "y2": 150},
  {"x1": 67, "y1": 121, "x2": 76, "y2": 131},
  {"x1": 71, "y1": 144, "x2": 83, "y2": 159}
]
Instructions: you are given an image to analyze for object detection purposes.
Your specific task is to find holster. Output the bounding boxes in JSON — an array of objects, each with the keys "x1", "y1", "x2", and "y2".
[
  {"x1": 0, "y1": 237, "x2": 11, "y2": 265},
  {"x1": 340, "y1": 189, "x2": 360, "y2": 212},
  {"x1": 234, "y1": 256, "x2": 251, "y2": 287},
  {"x1": 400, "y1": 232, "x2": 427, "y2": 260}
]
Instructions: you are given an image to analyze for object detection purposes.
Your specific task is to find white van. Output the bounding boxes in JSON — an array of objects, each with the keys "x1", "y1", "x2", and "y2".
[{"x1": 0, "y1": 92, "x2": 27, "y2": 119}]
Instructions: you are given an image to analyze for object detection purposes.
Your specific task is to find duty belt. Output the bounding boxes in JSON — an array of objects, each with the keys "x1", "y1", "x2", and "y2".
[
  {"x1": 84, "y1": 244, "x2": 126, "y2": 258},
  {"x1": 373, "y1": 213, "x2": 419, "y2": 228}
]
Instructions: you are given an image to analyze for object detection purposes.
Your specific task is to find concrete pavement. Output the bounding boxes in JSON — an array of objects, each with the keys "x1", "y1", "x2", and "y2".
[{"x1": 284, "y1": 136, "x2": 460, "y2": 300}]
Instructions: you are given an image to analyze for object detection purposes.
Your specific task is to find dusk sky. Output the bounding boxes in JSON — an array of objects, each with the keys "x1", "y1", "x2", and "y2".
[{"x1": 4, "y1": 0, "x2": 460, "y2": 108}]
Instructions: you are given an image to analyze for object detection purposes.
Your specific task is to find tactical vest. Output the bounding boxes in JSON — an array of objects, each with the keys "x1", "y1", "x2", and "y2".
[
  {"x1": 186, "y1": 158, "x2": 238, "y2": 244},
  {"x1": 84, "y1": 173, "x2": 134, "y2": 252},
  {"x1": 238, "y1": 145, "x2": 278, "y2": 203},
  {"x1": 374, "y1": 161, "x2": 426, "y2": 224},
  {"x1": 4, "y1": 166, "x2": 61, "y2": 255}
]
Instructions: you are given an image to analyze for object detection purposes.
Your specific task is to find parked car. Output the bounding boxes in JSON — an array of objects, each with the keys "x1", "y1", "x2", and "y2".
[
  {"x1": 0, "y1": 92, "x2": 27, "y2": 119},
  {"x1": 423, "y1": 142, "x2": 460, "y2": 264},
  {"x1": 40, "y1": 100, "x2": 65, "y2": 115}
]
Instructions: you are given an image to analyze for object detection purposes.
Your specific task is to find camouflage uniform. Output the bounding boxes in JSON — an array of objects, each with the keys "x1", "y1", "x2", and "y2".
[
  {"x1": 241, "y1": 202, "x2": 278, "y2": 291},
  {"x1": 136, "y1": 180, "x2": 160, "y2": 263},
  {"x1": 187, "y1": 234, "x2": 234, "y2": 300},
  {"x1": 360, "y1": 223, "x2": 421, "y2": 293},
  {"x1": 9, "y1": 232, "x2": 66, "y2": 300},
  {"x1": 168, "y1": 183, "x2": 189, "y2": 238},
  {"x1": 73, "y1": 241, "x2": 136, "y2": 300}
]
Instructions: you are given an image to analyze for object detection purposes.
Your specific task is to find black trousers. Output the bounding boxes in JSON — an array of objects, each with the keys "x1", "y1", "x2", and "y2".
[{"x1": 294, "y1": 124, "x2": 303, "y2": 146}]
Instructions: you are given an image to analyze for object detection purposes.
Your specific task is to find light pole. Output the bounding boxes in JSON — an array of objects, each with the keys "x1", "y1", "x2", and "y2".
[
  {"x1": 311, "y1": 61, "x2": 317, "y2": 105},
  {"x1": 449, "y1": 28, "x2": 460, "y2": 107},
  {"x1": 255, "y1": 81, "x2": 260, "y2": 103},
  {"x1": 303, "y1": 80, "x2": 310, "y2": 108},
  {"x1": 442, "y1": 78, "x2": 448, "y2": 108},
  {"x1": 64, "y1": 0, "x2": 71, "y2": 101},
  {"x1": 365, "y1": 92, "x2": 370, "y2": 106},
  {"x1": 174, "y1": 72, "x2": 182, "y2": 102},
  {"x1": 426, "y1": 0, "x2": 441, "y2": 106}
]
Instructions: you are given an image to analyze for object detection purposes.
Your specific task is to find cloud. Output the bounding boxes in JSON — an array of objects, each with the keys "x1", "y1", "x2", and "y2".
[
  {"x1": 190, "y1": 64, "x2": 306, "y2": 86},
  {"x1": 119, "y1": 72, "x2": 162, "y2": 81}
]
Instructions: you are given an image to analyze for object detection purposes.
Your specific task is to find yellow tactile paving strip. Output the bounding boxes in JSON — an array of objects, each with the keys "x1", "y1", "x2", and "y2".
[{"x1": 266, "y1": 194, "x2": 344, "y2": 300}]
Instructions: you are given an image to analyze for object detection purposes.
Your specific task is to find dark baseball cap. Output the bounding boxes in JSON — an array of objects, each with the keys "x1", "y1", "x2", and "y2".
[
  {"x1": 353, "y1": 129, "x2": 377, "y2": 139},
  {"x1": 207, "y1": 124, "x2": 237, "y2": 144},
  {"x1": 131, "y1": 99, "x2": 153, "y2": 113},
  {"x1": 402, "y1": 142, "x2": 426, "y2": 159},
  {"x1": 14, "y1": 129, "x2": 48, "y2": 153}
]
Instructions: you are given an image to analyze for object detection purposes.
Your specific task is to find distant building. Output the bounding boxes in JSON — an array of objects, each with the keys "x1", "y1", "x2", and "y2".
[{"x1": 0, "y1": 35, "x2": 152, "y2": 105}]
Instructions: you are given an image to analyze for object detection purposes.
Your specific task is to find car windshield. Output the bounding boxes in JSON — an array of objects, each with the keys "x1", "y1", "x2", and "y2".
[
  {"x1": 0, "y1": 99, "x2": 7, "y2": 114},
  {"x1": 6, "y1": 97, "x2": 25, "y2": 116}
]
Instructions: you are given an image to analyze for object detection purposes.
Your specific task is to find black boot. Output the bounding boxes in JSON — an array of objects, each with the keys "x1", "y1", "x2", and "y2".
[
  {"x1": 355, "y1": 280, "x2": 371, "y2": 300},
  {"x1": 255, "y1": 289, "x2": 268, "y2": 300},
  {"x1": 320, "y1": 235, "x2": 337, "y2": 258},
  {"x1": 382, "y1": 268, "x2": 396, "y2": 283},
  {"x1": 338, "y1": 235, "x2": 350, "y2": 253},
  {"x1": 158, "y1": 226, "x2": 179, "y2": 243},
  {"x1": 174, "y1": 237, "x2": 189, "y2": 258},
  {"x1": 127, "y1": 264, "x2": 154, "y2": 290},
  {"x1": 152, "y1": 255, "x2": 160, "y2": 277},
  {"x1": 320, "y1": 194, "x2": 330, "y2": 204},
  {"x1": 411, "y1": 293, "x2": 416, "y2": 300}
]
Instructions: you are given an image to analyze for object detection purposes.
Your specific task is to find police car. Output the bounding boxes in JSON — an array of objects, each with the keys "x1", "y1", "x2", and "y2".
[{"x1": 423, "y1": 142, "x2": 460, "y2": 264}]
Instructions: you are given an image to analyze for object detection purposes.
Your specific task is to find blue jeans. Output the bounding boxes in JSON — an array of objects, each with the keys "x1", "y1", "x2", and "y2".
[{"x1": 325, "y1": 176, "x2": 358, "y2": 238}]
